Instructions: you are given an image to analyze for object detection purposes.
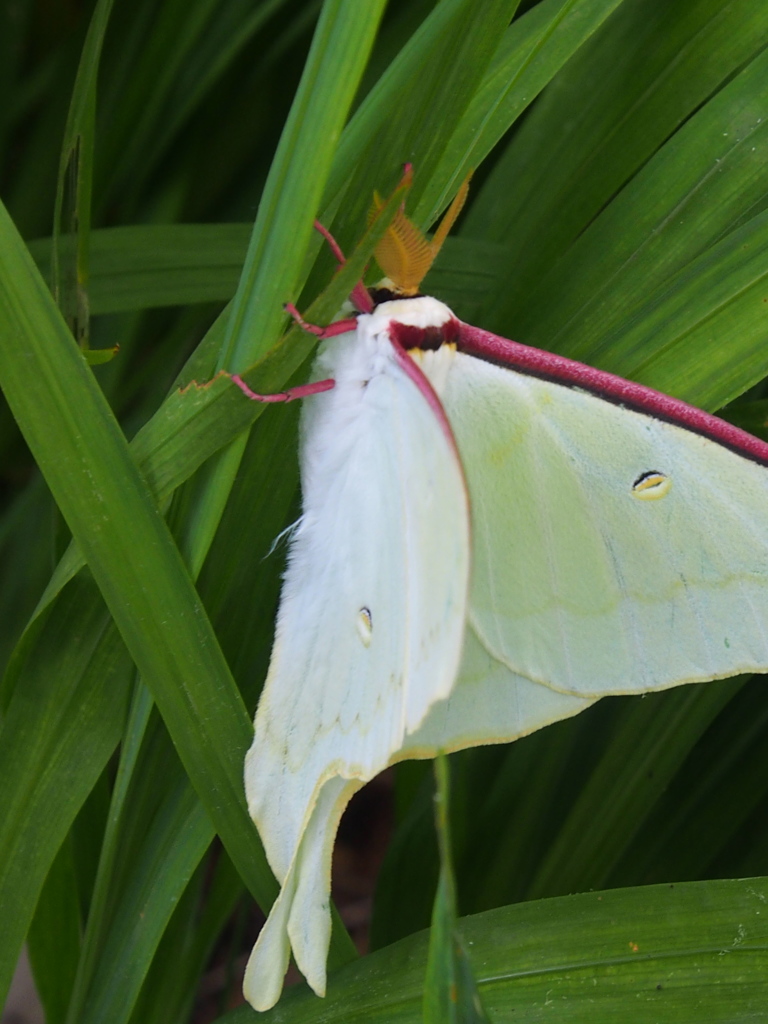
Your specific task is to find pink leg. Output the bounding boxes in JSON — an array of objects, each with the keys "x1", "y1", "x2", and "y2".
[
  {"x1": 284, "y1": 302, "x2": 358, "y2": 337},
  {"x1": 312, "y1": 220, "x2": 373, "y2": 314},
  {"x1": 230, "y1": 374, "x2": 335, "y2": 403},
  {"x1": 349, "y1": 281, "x2": 374, "y2": 315},
  {"x1": 231, "y1": 302, "x2": 357, "y2": 404},
  {"x1": 314, "y1": 220, "x2": 346, "y2": 264}
]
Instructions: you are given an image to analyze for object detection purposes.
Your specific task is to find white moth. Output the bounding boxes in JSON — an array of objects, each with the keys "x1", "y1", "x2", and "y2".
[{"x1": 238, "y1": 181, "x2": 768, "y2": 1011}]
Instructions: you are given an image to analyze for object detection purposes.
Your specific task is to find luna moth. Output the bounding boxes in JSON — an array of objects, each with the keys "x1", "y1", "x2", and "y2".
[{"x1": 236, "y1": 178, "x2": 768, "y2": 1012}]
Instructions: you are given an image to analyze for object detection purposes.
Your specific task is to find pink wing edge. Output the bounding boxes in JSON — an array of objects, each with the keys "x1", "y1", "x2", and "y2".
[
  {"x1": 390, "y1": 317, "x2": 768, "y2": 468},
  {"x1": 388, "y1": 333, "x2": 463, "y2": 461}
]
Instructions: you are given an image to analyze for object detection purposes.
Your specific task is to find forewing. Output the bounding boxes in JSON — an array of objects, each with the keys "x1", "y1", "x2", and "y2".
[
  {"x1": 245, "y1": 325, "x2": 469, "y2": 882},
  {"x1": 440, "y1": 351, "x2": 768, "y2": 698}
]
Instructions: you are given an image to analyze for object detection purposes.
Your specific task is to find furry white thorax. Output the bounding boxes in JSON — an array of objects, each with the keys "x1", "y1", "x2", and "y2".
[
  {"x1": 369, "y1": 294, "x2": 454, "y2": 327},
  {"x1": 311, "y1": 294, "x2": 455, "y2": 388},
  {"x1": 300, "y1": 295, "x2": 457, "y2": 510}
]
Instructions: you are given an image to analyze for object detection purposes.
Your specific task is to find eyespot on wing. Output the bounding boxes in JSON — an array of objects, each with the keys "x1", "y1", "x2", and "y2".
[{"x1": 632, "y1": 470, "x2": 671, "y2": 500}]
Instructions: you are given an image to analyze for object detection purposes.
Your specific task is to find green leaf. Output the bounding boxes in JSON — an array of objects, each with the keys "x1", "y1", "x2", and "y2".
[
  {"x1": 218, "y1": 877, "x2": 768, "y2": 1023},
  {"x1": 424, "y1": 755, "x2": 491, "y2": 1024},
  {"x1": 96, "y1": 0, "x2": 293, "y2": 211},
  {"x1": 0, "y1": 188, "x2": 270, "y2": 1000},
  {"x1": 470, "y1": 0, "x2": 768, "y2": 338},
  {"x1": 525, "y1": 682, "x2": 744, "y2": 899},
  {"x1": 319, "y1": 0, "x2": 522, "y2": 256},
  {"x1": 421, "y1": 0, "x2": 629, "y2": 224},
  {"x1": 28, "y1": 224, "x2": 251, "y2": 314},
  {"x1": 27, "y1": 835, "x2": 84, "y2": 1024},
  {"x1": 469, "y1": 24, "x2": 768, "y2": 411},
  {"x1": 62, "y1": 683, "x2": 153, "y2": 1024},
  {"x1": 26, "y1": 227, "x2": 497, "y2": 318},
  {"x1": 597, "y1": 207, "x2": 768, "y2": 409},
  {"x1": 218, "y1": 0, "x2": 389, "y2": 373},
  {"x1": 607, "y1": 678, "x2": 768, "y2": 887},
  {"x1": 51, "y1": 0, "x2": 116, "y2": 348},
  {"x1": 0, "y1": 577, "x2": 132, "y2": 1006}
]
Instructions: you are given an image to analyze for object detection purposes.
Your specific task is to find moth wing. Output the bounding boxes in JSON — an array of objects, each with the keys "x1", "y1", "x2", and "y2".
[
  {"x1": 399, "y1": 623, "x2": 594, "y2": 759},
  {"x1": 439, "y1": 351, "x2": 768, "y2": 699},
  {"x1": 243, "y1": 323, "x2": 469, "y2": 1006},
  {"x1": 243, "y1": 775, "x2": 357, "y2": 1010}
]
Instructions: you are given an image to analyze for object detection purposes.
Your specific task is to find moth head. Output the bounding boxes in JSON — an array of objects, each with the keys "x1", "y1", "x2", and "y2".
[{"x1": 370, "y1": 172, "x2": 472, "y2": 297}]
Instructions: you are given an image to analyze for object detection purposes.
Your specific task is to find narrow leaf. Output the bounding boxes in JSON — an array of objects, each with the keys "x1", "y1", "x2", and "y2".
[{"x1": 424, "y1": 754, "x2": 491, "y2": 1024}]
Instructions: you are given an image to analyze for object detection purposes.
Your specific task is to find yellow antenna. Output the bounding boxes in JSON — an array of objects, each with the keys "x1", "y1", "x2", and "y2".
[
  {"x1": 428, "y1": 174, "x2": 471, "y2": 262},
  {"x1": 371, "y1": 196, "x2": 434, "y2": 295},
  {"x1": 372, "y1": 171, "x2": 473, "y2": 296}
]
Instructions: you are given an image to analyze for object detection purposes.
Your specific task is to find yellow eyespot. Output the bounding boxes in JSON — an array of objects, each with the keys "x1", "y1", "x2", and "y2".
[
  {"x1": 632, "y1": 470, "x2": 671, "y2": 500},
  {"x1": 357, "y1": 607, "x2": 373, "y2": 646}
]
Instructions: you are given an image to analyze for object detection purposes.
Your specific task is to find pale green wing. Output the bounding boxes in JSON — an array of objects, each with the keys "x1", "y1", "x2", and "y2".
[
  {"x1": 243, "y1": 775, "x2": 358, "y2": 1011},
  {"x1": 243, "y1": 321, "x2": 469, "y2": 1008},
  {"x1": 438, "y1": 351, "x2": 768, "y2": 699},
  {"x1": 399, "y1": 623, "x2": 594, "y2": 757}
]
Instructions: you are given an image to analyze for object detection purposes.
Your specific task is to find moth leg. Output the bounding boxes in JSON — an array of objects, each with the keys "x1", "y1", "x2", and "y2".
[
  {"x1": 312, "y1": 219, "x2": 373, "y2": 313},
  {"x1": 283, "y1": 302, "x2": 358, "y2": 337},
  {"x1": 313, "y1": 219, "x2": 346, "y2": 265},
  {"x1": 229, "y1": 299, "x2": 356, "y2": 404},
  {"x1": 230, "y1": 374, "x2": 334, "y2": 403}
]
